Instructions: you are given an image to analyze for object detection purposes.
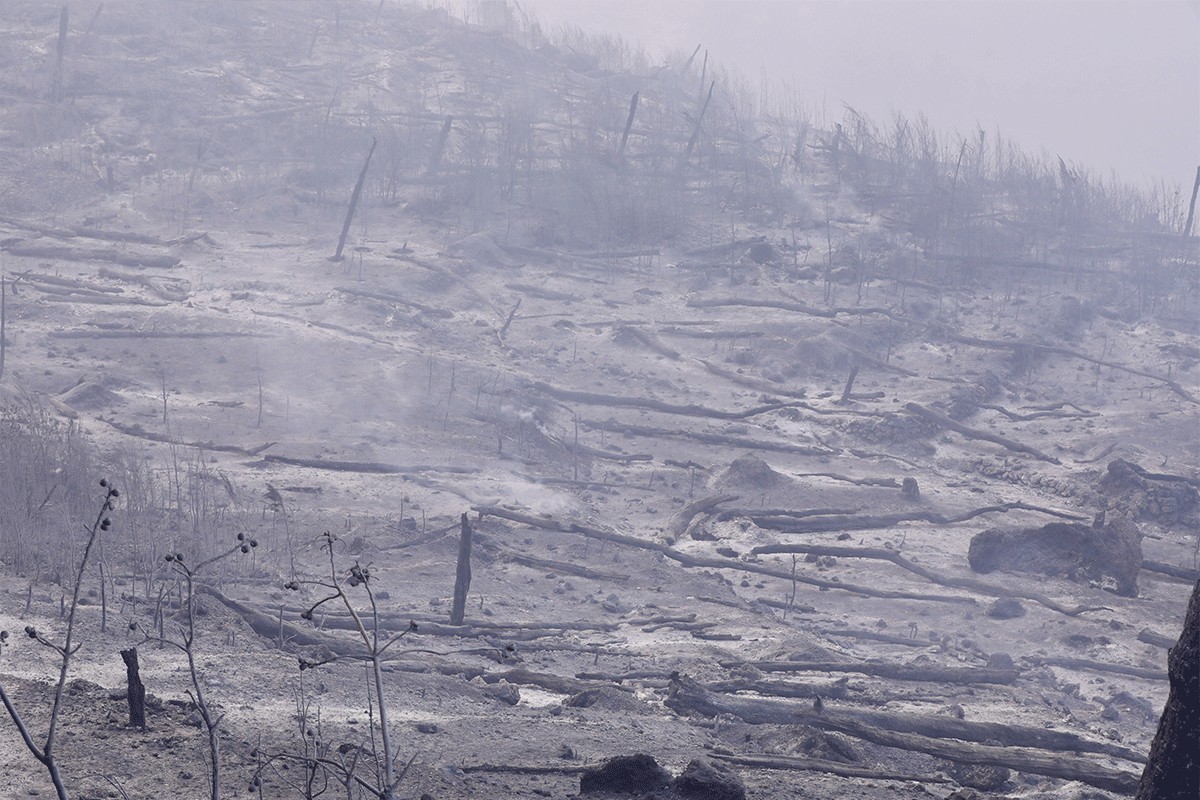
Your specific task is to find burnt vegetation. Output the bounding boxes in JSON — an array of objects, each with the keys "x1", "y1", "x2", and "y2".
[{"x1": 0, "y1": 1, "x2": 1196, "y2": 798}]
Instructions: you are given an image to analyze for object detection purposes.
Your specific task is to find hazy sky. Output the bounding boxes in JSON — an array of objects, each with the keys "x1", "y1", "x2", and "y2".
[{"x1": 516, "y1": 0, "x2": 1199, "y2": 188}]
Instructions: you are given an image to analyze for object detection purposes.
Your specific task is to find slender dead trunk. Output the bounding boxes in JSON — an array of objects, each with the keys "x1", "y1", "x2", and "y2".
[
  {"x1": 617, "y1": 92, "x2": 638, "y2": 160},
  {"x1": 332, "y1": 137, "x2": 377, "y2": 262},
  {"x1": 426, "y1": 116, "x2": 452, "y2": 176},
  {"x1": 1184, "y1": 165, "x2": 1199, "y2": 237}
]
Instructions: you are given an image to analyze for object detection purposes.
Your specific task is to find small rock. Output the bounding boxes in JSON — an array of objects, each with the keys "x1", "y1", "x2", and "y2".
[
  {"x1": 949, "y1": 761, "x2": 1010, "y2": 791},
  {"x1": 987, "y1": 652, "x2": 1014, "y2": 670},
  {"x1": 986, "y1": 597, "x2": 1025, "y2": 619},
  {"x1": 483, "y1": 681, "x2": 521, "y2": 706},
  {"x1": 672, "y1": 759, "x2": 746, "y2": 800}
]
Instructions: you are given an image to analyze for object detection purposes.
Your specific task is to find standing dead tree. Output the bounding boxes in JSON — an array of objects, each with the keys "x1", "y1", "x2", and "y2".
[
  {"x1": 450, "y1": 513, "x2": 474, "y2": 625},
  {"x1": 332, "y1": 137, "x2": 377, "y2": 262}
]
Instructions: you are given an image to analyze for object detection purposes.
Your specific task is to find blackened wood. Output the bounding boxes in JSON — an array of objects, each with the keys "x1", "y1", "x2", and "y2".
[
  {"x1": 1137, "y1": 579, "x2": 1199, "y2": 799},
  {"x1": 450, "y1": 513, "x2": 473, "y2": 625},
  {"x1": 332, "y1": 137, "x2": 376, "y2": 261},
  {"x1": 617, "y1": 92, "x2": 638, "y2": 159},
  {"x1": 120, "y1": 648, "x2": 146, "y2": 729}
]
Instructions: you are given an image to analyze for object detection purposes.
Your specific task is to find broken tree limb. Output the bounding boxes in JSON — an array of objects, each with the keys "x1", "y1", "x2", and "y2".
[
  {"x1": 581, "y1": 418, "x2": 836, "y2": 457},
  {"x1": 665, "y1": 494, "x2": 739, "y2": 539},
  {"x1": 903, "y1": 402, "x2": 1060, "y2": 463},
  {"x1": 667, "y1": 676, "x2": 1140, "y2": 793},
  {"x1": 473, "y1": 505, "x2": 973, "y2": 605},
  {"x1": 751, "y1": 542, "x2": 1110, "y2": 617},
  {"x1": 527, "y1": 380, "x2": 800, "y2": 421},
  {"x1": 686, "y1": 295, "x2": 902, "y2": 321},
  {"x1": 332, "y1": 136, "x2": 376, "y2": 261}
]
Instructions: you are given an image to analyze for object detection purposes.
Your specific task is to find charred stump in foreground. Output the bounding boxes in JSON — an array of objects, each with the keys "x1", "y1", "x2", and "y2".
[
  {"x1": 1137, "y1": 579, "x2": 1199, "y2": 800},
  {"x1": 120, "y1": 647, "x2": 146, "y2": 729}
]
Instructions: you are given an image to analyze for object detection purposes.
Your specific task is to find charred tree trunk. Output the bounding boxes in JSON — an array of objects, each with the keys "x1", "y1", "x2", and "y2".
[
  {"x1": 450, "y1": 512, "x2": 473, "y2": 626},
  {"x1": 1184, "y1": 166, "x2": 1199, "y2": 237},
  {"x1": 617, "y1": 91, "x2": 638, "y2": 160},
  {"x1": 1137, "y1": 579, "x2": 1199, "y2": 799},
  {"x1": 331, "y1": 137, "x2": 376, "y2": 262},
  {"x1": 120, "y1": 648, "x2": 146, "y2": 729}
]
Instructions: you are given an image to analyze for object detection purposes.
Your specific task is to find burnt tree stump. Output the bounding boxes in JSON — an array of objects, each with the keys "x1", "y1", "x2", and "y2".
[
  {"x1": 450, "y1": 512, "x2": 473, "y2": 626},
  {"x1": 120, "y1": 647, "x2": 146, "y2": 729}
]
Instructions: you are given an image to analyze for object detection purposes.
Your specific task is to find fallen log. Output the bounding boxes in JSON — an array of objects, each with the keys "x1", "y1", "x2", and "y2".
[
  {"x1": 581, "y1": 418, "x2": 837, "y2": 457},
  {"x1": 102, "y1": 419, "x2": 274, "y2": 457},
  {"x1": 979, "y1": 402, "x2": 1098, "y2": 421},
  {"x1": 1035, "y1": 656, "x2": 1166, "y2": 681},
  {"x1": 751, "y1": 542, "x2": 1110, "y2": 617},
  {"x1": 819, "y1": 628, "x2": 929, "y2": 648},
  {"x1": 686, "y1": 296, "x2": 900, "y2": 321},
  {"x1": 665, "y1": 494, "x2": 739, "y2": 538},
  {"x1": 1, "y1": 241, "x2": 181, "y2": 268},
  {"x1": 485, "y1": 543, "x2": 631, "y2": 582},
  {"x1": 615, "y1": 326, "x2": 680, "y2": 359},
  {"x1": 904, "y1": 402, "x2": 1060, "y2": 463},
  {"x1": 705, "y1": 677, "x2": 851, "y2": 700},
  {"x1": 717, "y1": 660, "x2": 1017, "y2": 685},
  {"x1": 504, "y1": 282, "x2": 576, "y2": 302},
  {"x1": 473, "y1": 505, "x2": 974, "y2": 605},
  {"x1": 196, "y1": 585, "x2": 351, "y2": 654},
  {"x1": 1137, "y1": 559, "x2": 1195, "y2": 585},
  {"x1": 668, "y1": 675, "x2": 1142, "y2": 793},
  {"x1": 746, "y1": 501, "x2": 1086, "y2": 533},
  {"x1": 40, "y1": 293, "x2": 168, "y2": 307},
  {"x1": 262, "y1": 454, "x2": 478, "y2": 475},
  {"x1": 695, "y1": 358, "x2": 809, "y2": 399},
  {"x1": 1137, "y1": 628, "x2": 1176, "y2": 650},
  {"x1": 51, "y1": 329, "x2": 253, "y2": 340},
  {"x1": 527, "y1": 380, "x2": 800, "y2": 421},
  {"x1": 334, "y1": 285, "x2": 454, "y2": 318},
  {"x1": 710, "y1": 751, "x2": 946, "y2": 783}
]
